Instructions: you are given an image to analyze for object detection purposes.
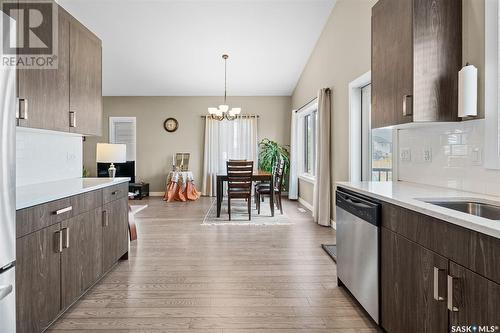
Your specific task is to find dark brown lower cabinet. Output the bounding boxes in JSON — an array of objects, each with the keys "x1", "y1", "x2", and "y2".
[
  {"x1": 449, "y1": 262, "x2": 500, "y2": 330},
  {"x1": 16, "y1": 224, "x2": 62, "y2": 333},
  {"x1": 16, "y1": 187, "x2": 129, "y2": 333},
  {"x1": 61, "y1": 208, "x2": 103, "y2": 309},
  {"x1": 380, "y1": 202, "x2": 500, "y2": 333},
  {"x1": 102, "y1": 197, "x2": 129, "y2": 272},
  {"x1": 381, "y1": 228, "x2": 448, "y2": 333}
]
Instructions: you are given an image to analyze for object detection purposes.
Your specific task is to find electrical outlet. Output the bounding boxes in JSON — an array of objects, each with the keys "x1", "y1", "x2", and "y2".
[
  {"x1": 400, "y1": 148, "x2": 411, "y2": 162},
  {"x1": 423, "y1": 147, "x2": 432, "y2": 162},
  {"x1": 471, "y1": 147, "x2": 482, "y2": 165}
]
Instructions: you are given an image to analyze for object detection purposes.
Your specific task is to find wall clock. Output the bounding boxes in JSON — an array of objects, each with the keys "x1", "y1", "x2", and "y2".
[{"x1": 163, "y1": 118, "x2": 178, "y2": 132}]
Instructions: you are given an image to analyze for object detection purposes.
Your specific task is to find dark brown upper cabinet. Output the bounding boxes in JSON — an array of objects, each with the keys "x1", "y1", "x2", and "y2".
[
  {"x1": 69, "y1": 15, "x2": 103, "y2": 136},
  {"x1": 16, "y1": 2, "x2": 102, "y2": 136},
  {"x1": 371, "y1": 0, "x2": 462, "y2": 129},
  {"x1": 17, "y1": 4, "x2": 70, "y2": 132}
]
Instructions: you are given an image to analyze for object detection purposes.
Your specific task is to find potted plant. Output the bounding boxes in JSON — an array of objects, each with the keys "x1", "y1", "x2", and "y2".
[{"x1": 258, "y1": 138, "x2": 290, "y2": 190}]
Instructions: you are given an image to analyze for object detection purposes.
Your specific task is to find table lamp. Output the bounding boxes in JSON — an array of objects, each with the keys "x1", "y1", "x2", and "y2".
[{"x1": 96, "y1": 143, "x2": 127, "y2": 178}]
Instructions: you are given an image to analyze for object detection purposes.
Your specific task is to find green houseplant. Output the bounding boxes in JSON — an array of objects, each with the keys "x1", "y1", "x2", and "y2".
[{"x1": 258, "y1": 138, "x2": 290, "y2": 190}]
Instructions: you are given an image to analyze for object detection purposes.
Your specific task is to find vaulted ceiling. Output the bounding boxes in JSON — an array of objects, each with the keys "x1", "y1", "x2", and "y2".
[{"x1": 57, "y1": 0, "x2": 336, "y2": 96}]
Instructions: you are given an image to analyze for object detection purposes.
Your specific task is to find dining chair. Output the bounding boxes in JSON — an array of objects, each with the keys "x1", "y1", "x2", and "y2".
[
  {"x1": 226, "y1": 160, "x2": 254, "y2": 221},
  {"x1": 256, "y1": 158, "x2": 285, "y2": 215}
]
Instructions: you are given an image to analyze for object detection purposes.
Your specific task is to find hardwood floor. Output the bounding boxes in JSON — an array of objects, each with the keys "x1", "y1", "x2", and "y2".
[{"x1": 48, "y1": 197, "x2": 378, "y2": 332}]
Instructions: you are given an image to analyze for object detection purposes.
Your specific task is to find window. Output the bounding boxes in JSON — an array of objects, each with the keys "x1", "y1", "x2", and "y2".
[
  {"x1": 109, "y1": 117, "x2": 136, "y2": 162},
  {"x1": 360, "y1": 84, "x2": 393, "y2": 181},
  {"x1": 297, "y1": 103, "x2": 318, "y2": 181},
  {"x1": 304, "y1": 112, "x2": 317, "y2": 175}
]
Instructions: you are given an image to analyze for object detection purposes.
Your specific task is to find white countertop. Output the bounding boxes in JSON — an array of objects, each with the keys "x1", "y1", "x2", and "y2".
[
  {"x1": 336, "y1": 181, "x2": 500, "y2": 239},
  {"x1": 16, "y1": 177, "x2": 130, "y2": 210}
]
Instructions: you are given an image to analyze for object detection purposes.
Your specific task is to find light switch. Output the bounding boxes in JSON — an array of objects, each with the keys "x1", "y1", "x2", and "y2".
[
  {"x1": 423, "y1": 147, "x2": 432, "y2": 162},
  {"x1": 400, "y1": 148, "x2": 411, "y2": 162}
]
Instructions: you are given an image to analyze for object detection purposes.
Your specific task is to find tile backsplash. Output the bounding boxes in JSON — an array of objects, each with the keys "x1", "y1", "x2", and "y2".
[
  {"x1": 16, "y1": 128, "x2": 83, "y2": 187},
  {"x1": 398, "y1": 119, "x2": 500, "y2": 196}
]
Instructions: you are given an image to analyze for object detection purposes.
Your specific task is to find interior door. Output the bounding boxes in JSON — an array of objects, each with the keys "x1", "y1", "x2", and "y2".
[
  {"x1": 16, "y1": 224, "x2": 61, "y2": 333},
  {"x1": 371, "y1": 0, "x2": 413, "y2": 128},
  {"x1": 449, "y1": 262, "x2": 500, "y2": 330},
  {"x1": 381, "y1": 228, "x2": 448, "y2": 333}
]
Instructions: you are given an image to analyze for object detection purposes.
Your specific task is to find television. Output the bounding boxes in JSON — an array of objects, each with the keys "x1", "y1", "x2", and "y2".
[{"x1": 97, "y1": 161, "x2": 135, "y2": 183}]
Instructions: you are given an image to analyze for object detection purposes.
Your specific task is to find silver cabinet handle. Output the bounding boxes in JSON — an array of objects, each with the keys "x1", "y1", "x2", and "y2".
[
  {"x1": 433, "y1": 267, "x2": 445, "y2": 301},
  {"x1": 447, "y1": 275, "x2": 459, "y2": 312},
  {"x1": 102, "y1": 210, "x2": 109, "y2": 227},
  {"x1": 55, "y1": 206, "x2": 72, "y2": 215},
  {"x1": 403, "y1": 94, "x2": 413, "y2": 116},
  {"x1": 62, "y1": 227, "x2": 70, "y2": 249},
  {"x1": 0, "y1": 284, "x2": 13, "y2": 300},
  {"x1": 54, "y1": 230, "x2": 63, "y2": 253},
  {"x1": 69, "y1": 111, "x2": 76, "y2": 128},
  {"x1": 18, "y1": 98, "x2": 28, "y2": 120},
  {"x1": 112, "y1": 190, "x2": 119, "y2": 195}
]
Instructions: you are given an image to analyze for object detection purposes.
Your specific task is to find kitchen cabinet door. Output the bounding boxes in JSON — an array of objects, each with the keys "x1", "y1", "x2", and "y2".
[
  {"x1": 16, "y1": 223, "x2": 62, "y2": 333},
  {"x1": 17, "y1": 4, "x2": 70, "y2": 132},
  {"x1": 381, "y1": 228, "x2": 448, "y2": 333},
  {"x1": 69, "y1": 16, "x2": 102, "y2": 136},
  {"x1": 371, "y1": 0, "x2": 413, "y2": 129},
  {"x1": 449, "y1": 262, "x2": 500, "y2": 331},
  {"x1": 102, "y1": 197, "x2": 129, "y2": 272},
  {"x1": 61, "y1": 208, "x2": 103, "y2": 309}
]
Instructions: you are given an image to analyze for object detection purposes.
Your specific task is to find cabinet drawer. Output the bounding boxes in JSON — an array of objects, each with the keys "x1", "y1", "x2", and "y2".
[
  {"x1": 381, "y1": 202, "x2": 500, "y2": 285},
  {"x1": 70, "y1": 189, "x2": 102, "y2": 216},
  {"x1": 103, "y1": 183, "x2": 128, "y2": 204},
  {"x1": 17, "y1": 198, "x2": 73, "y2": 238}
]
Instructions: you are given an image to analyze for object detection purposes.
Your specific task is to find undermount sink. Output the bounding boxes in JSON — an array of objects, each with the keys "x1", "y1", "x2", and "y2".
[{"x1": 422, "y1": 200, "x2": 500, "y2": 221}]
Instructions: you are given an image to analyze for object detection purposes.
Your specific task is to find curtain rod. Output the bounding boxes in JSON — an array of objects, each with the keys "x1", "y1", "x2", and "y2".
[
  {"x1": 294, "y1": 88, "x2": 331, "y2": 113},
  {"x1": 200, "y1": 115, "x2": 260, "y2": 118}
]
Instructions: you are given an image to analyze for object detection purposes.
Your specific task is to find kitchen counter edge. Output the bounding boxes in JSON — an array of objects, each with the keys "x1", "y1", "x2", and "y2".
[
  {"x1": 16, "y1": 177, "x2": 131, "y2": 210},
  {"x1": 336, "y1": 181, "x2": 500, "y2": 239}
]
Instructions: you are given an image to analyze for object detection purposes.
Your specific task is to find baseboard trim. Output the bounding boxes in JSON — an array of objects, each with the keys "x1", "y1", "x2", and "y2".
[
  {"x1": 298, "y1": 197, "x2": 313, "y2": 211},
  {"x1": 150, "y1": 192, "x2": 164, "y2": 197}
]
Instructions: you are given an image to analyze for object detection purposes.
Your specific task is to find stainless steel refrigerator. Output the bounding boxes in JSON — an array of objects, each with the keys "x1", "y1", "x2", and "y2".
[{"x1": 0, "y1": 11, "x2": 16, "y2": 333}]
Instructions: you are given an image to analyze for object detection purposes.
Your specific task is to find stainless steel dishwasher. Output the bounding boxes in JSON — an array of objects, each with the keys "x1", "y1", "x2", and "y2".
[{"x1": 335, "y1": 187, "x2": 380, "y2": 324}]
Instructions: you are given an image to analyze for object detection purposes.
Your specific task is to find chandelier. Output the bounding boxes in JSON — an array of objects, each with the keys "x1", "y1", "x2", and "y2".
[{"x1": 207, "y1": 54, "x2": 241, "y2": 121}]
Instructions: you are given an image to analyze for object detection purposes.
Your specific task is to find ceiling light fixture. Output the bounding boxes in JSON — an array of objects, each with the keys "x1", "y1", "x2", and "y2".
[{"x1": 207, "y1": 54, "x2": 241, "y2": 121}]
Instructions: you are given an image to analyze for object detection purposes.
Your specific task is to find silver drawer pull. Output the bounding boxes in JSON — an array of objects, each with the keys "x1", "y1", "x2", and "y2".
[
  {"x1": 55, "y1": 206, "x2": 73, "y2": 215},
  {"x1": 433, "y1": 267, "x2": 445, "y2": 301},
  {"x1": 403, "y1": 94, "x2": 413, "y2": 116},
  {"x1": 62, "y1": 227, "x2": 70, "y2": 249},
  {"x1": 447, "y1": 275, "x2": 459, "y2": 312},
  {"x1": 18, "y1": 98, "x2": 28, "y2": 120},
  {"x1": 69, "y1": 111, "x2": 76, "y2": 128},
  {"x1": 102, "y1": 210, "x2": 109, "y2": 227},
  {"x1": 112, "y1": 190, "x2": 119, "y2": 195},
  {"x1": 54, "y1": 230, "x2": 63, "y2": 253},
  {"x1": 0, "y1": 284, "x2": 13, "y2": 300}
]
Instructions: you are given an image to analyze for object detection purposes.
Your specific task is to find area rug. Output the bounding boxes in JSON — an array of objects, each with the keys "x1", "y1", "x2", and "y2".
[
  {"x1": 321, "y1": 244, "x2": 337, "y2": 262},
  {"x1": 202, "y1": 198, "x2": 293, "y2": 226}
]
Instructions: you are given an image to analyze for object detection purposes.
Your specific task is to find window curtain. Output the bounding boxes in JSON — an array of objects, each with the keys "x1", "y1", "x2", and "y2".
[
  {"x1": 288, "y1": 111, "x2": 299, "y2": 200},
  {"x1": 313, "y1": 88, "x2": 331, "y2": 226},
  {"x1": 202, "y1": 115, "x2": 258, "y2": 196}
]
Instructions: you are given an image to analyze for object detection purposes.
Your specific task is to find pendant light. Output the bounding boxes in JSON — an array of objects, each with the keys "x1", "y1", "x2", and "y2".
[{"x1": 207, "y1": 54, "x2": 241, "y2": 121}]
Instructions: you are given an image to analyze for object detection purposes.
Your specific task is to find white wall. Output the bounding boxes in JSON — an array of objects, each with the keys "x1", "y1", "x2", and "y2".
[
  {"x1": 398, "y1": 120, "x2": 500, "y2": 196},
  {"x1": 16, "y1": 128, "x2": 83, "y2": 187}
]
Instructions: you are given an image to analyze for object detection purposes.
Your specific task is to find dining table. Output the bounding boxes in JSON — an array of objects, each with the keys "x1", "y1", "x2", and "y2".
[{"x1": 216, "y1": 170, "x2": 274, "y2": 217}]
